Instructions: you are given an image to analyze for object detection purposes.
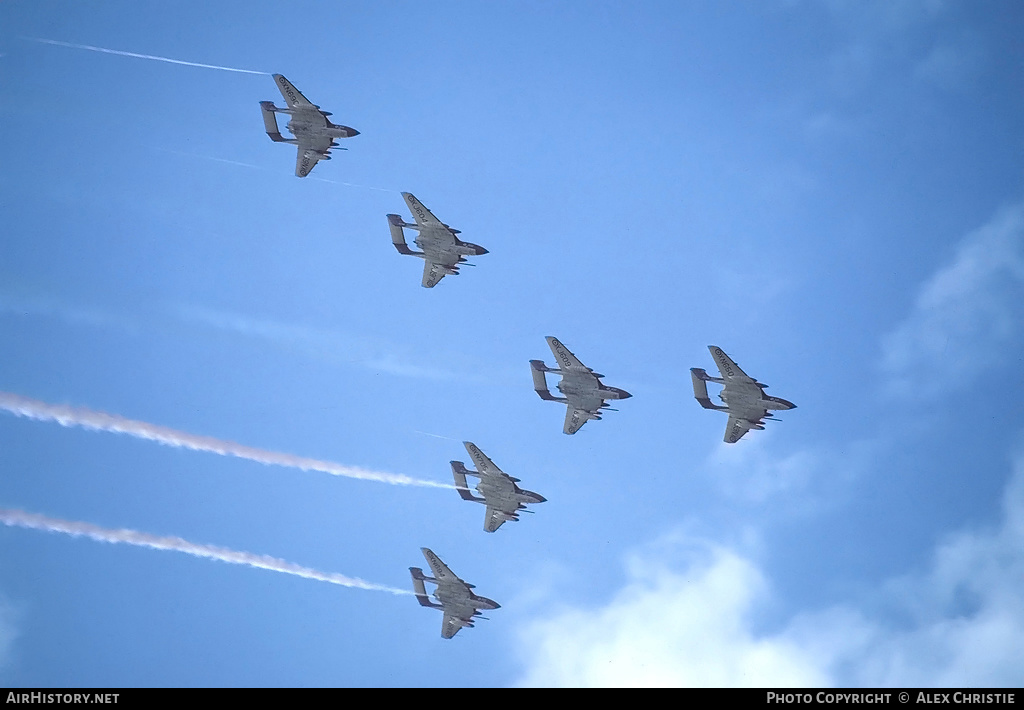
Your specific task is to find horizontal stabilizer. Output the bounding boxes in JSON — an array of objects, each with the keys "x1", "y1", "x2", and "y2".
[
  {"x1": 451, "y1": 459, "x2": 481, "y2": 478},
  {"x1": 451, "y1": 463, "x2": 486, "y2": 503},
  {"x1": 531, "y1": 362, "x2": 567, "y2": 402},
  {"x1": 388, "y1": 214, "x2": 422, "y2": 256},
  {"x1": 691, "y1": 369, "x2": 728, "y2": 410},
  {"x1": 409, "y1": 568, "x2": 443, "y2": 608},
  {"x1": 260, "y1": 102, "x2": 293, "y2": 143}
]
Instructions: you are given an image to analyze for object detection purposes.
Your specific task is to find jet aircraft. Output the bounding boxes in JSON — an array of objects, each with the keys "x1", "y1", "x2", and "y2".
[
  {"x1": 690, "y1": 345, "x2": 797, "y2": 443},
  {"x1": 410, "y1": 548, "x2": 500, "y2": 639},
  {"x1": 530, "y1": 336, "x2": 632, "y2": 435},
  {"x1": 260, "y1": 74, "x2": 359, "y2": 177},
  {"x1": 387, "y1": 193, "x2": 488, "y2": 288},
  {"x1": 451, "y1": 442, "x2": 546, "y2": 532}
]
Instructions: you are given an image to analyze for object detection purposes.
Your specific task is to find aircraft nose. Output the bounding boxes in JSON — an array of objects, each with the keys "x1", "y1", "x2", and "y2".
[
  {"x1": 618, "y1": 388, "x2": 633, "y2": 399},
  {"x1": 345, "y1": 127, "x2": 360, "y2": 137},
  {"x1": 476, "y1": 246, "x2": 489, "y2": 255}
]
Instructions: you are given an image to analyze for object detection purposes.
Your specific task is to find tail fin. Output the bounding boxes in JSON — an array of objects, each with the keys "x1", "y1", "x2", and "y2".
[
  {"x1": 451, "y1": 462, "x2": 485, "y2": 502},
  {"x1": 260, "y1": 102, "x2": 293, "y2": 143},
  {"x1": 409, "y1": 568, "x2": 443, "y2": 608},
  {"x1": 388, "y1": 214, "x2": 422, "y2": 256},
  {"x1": 691, "y1": 369, "x2": 728, "y2": 410},
  {"x1": 531, "y1": 361, "x2": 568, "y2": 402}
]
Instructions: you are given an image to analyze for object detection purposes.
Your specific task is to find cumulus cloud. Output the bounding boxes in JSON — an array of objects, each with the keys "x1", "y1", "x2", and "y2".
[
  {"x1": 704, "y1": 434, "x2": 820, "y2": 505},
  {"x1": 516, "y1": 456, "x2": 1024, "y2": 687},
  {"x1": 516, "y1": 538, "x2": 828, "y2": 687},
  {"x1": 881, "y1": 204, "x2": 1024, "y2": 399},
  {"x1": 843, "y1": 460, "x2": 1024, "y2": 686}
]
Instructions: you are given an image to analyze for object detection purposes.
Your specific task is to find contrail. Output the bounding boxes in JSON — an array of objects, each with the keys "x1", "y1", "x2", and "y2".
[
  {"x1": 153, "y1": 147, "x2": 262, "y2": 170},
  {"x1": 0, "y1": 392, "x2": 452, "y2": 489},
  {"x1": 308, "y1": 175, "x2": 396, "y2": 193},
  {"x1": 0, "y1": 507, "x2": 410, "y2": 595},
  {"x1": 26, "y1": 37, "x2": 269, "y2": 75},
  {"x1": 153, "y1": 148, "x2": 397, "y2": 193},
  {"x1": 413, "y1": 430, "x2": 462, "y2": 442}
]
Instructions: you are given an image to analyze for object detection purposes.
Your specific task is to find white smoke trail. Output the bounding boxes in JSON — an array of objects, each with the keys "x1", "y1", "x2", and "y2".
[
  {"x1": 0, "y1": 508, "x2": 410, "y2": 595},
  {"x1": 26, "y1": 38, "x2": 269, "y2": 75},
  {"x1": 0, "y1": 392, "x2": 452, "y2": 489}
]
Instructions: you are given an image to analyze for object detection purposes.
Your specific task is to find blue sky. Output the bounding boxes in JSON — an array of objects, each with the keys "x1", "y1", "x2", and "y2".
[{"x1": 1, "y1": 0, "x2": 1023, "y2": 687}]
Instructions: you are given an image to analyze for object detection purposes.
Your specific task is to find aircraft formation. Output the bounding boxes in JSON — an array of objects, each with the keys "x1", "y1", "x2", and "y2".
[{"x1": 259, "y1": 74, "x2": 799, "y2": 638}]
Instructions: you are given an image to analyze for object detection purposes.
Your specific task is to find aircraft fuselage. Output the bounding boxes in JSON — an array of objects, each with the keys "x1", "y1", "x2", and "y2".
[
  {"x1": 285, "y1": 117, "x2": 359, "y2": 141},
  {"x1": 434, "y1": 585, "x2": 500, "y2": 611}
]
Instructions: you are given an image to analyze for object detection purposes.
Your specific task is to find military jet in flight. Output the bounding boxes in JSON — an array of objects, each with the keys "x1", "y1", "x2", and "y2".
[
  {"x1": 530, "y1": 336, "x2": 632, "y2": 435},
  {"x1": 387, "y1": 193, "x2": 488, "y2": 288},
  {"x1": 410, "y1": 548, "x2": 500, "y2": 639},
  {"x1": 691, "y1": 345, "x2": 797, "y2": 443},
  {"x1": 451, "y1": 442, "x2": 546, "y2": 533},
  {"x1": 260, "y1": 74, "x2": 359, "y2": 177}
]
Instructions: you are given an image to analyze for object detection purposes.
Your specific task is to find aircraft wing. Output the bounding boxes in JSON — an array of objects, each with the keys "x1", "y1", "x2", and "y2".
[
  {"x1": 563, "y1": 407, "x2": 594, "y2": 435},
  {"x1": 401, "y1": 192, "x2": 445, "y2": 228},
  {"x1": 295, "y1": 147, "x2": 325, "y2": 178},
  {"x1": 546, "y1": 336, "x2": 593, "y2": 372},
  {"x1": 484, "y1": 505, "x2": 509, "y2": 533},
  {"x1": 709, "y1": 346, "x2": 755, "y2": 383},
  {"x1": 421, "y1": 260, "x2": 450, "y2": 288},
  {"x1": 464, "y1": 442, "x2": 502, "y2": 476},
  {"x1": 293, "y1": 135, "x2": 334, "y2": 177},
  {"x1": 421, "y1": 548, "x2": 460, "y2": 585},
  {"x1": 724, "y1": 415, "x2": 756, "y2": 444},
  {"x1": 273, "y1": 74, "x2": 318, "y2": 110},
  {"x1": 441, "y1": 610, "x2": 468, "y2": 639}
]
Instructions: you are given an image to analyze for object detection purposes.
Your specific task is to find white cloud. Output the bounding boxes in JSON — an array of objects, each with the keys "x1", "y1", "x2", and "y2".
[
  {"x1": 704, "y1": 434, "x2": 820, "y2": 505},
  {"x1": 172, "y1": 303, "x2": 467, "y2": 381},
  {"x1": 516, "y1": 538, "x2": 828, "y2": 687},
  {"x1": 843, "y1": 460, "x2": 1024, "y2": 686},
  {"x1": 0, "y1": 291, "x2": 473, "y2": 381},
  {"x1": 515, "y1": 456, "x2": 1024, "y2": 687},
  {"x1": 881, "y1": 204, "x2": 1024, "y2": 399},
  {"x1": 0, "y1": 292, "x2": 138, "y2": 334}
]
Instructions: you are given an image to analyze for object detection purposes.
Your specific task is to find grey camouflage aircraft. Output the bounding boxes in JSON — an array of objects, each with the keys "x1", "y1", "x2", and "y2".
[
  {"x1": 259, "y1": 74, "x2": 359, "y2": 178},
  {"x1": 410, "y1": 548, "x2": 500, "y2": 639},
  {"x1": 691, "y1": 345, "x2": 797, "y2": 443},
  {"x1": 387, "y1": 193, "x2": 489, "y2": 288},
  {"x1": 531, "y1": 336, "x2": 632, "y2": 435},
  {"x1": 451, "y1": 442, "x2": 546, "y2": 533}
]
